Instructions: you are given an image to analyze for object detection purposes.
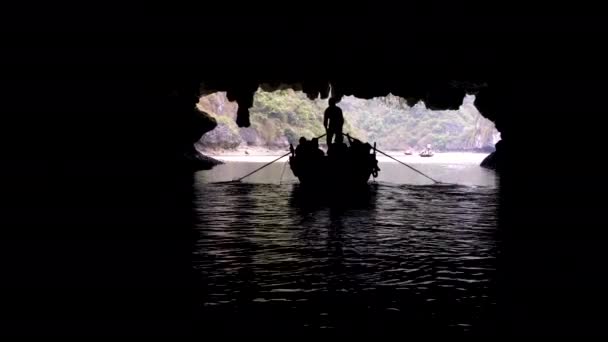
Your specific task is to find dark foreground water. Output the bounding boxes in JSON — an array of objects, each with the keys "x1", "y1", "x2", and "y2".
[{"x1": 192, "y1": 160, "x2": 499, "y2": 335}]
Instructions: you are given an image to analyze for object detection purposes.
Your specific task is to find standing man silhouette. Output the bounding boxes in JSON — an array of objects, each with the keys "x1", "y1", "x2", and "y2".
[{"x1": 323, "y1": 97, "x2": 344, "y2": 146}]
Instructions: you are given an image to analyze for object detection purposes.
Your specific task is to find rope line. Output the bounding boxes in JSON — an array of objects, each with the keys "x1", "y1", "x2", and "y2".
[{"x1": 236, "y1": 133, "x2": 327, "y2": 182}]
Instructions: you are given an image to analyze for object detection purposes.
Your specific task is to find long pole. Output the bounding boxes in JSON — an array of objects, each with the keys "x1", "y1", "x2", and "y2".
[
  {"x1": 374, "y1": 148, "x2": 441, "y2": 184},
  {"x1": 236, "y1": 151, "x2": 291, "y2": 182},
  {"x1": 341, "y1": 132, "x2": 440, "y2": 184},
  {"x1": 237, "y1": 133, "x2": 327, "y2": 182}
]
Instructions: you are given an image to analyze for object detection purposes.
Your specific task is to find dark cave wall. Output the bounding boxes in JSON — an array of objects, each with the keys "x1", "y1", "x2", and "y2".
[
  {"x1": 1, "y1": 6, "x2": 607, "y2": 335},
  {"x1": 2, "y1": 7, "x2": 606, "y2": 231},
  {"x1": 3, "y1": 8, "x2": 606, "y2": 227}
]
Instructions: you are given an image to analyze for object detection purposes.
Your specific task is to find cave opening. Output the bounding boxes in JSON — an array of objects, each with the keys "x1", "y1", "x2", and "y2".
[
  {"x1": 193, "y1": 87, "x2": 499, "y2": 185},
  {"x1": 197, "y1": 89, "x2": 499, "y2": 152}
]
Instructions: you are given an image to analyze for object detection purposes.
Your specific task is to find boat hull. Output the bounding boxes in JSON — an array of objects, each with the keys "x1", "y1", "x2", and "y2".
[{"x1": 289, "y1": 155, "x2": 377, "y2": 188}]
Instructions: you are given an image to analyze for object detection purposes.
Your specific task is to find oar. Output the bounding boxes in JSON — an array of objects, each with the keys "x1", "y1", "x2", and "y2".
[
  {"x1": 236, "y1": 151, "x2": 292, "y2": 182},
  {"x1": 339, "y1": 132, "x2": 441, "y2": 184},
  {"x1": 236, "y1": 133, "x2": 327, "y2": 182},
  {"x1": 374, "y1": 148, "x2": 442, "y2": 184}
]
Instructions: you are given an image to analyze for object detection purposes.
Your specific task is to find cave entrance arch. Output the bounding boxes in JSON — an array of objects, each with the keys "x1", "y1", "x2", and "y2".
[{"x1": 195, "y1": 87, "x2": 499, "y2": 157}]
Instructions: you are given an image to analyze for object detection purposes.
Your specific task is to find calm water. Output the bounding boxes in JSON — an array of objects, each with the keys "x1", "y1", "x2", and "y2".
[{"x1": 193, "y1": 156, "x2": 499, "y2": 335}]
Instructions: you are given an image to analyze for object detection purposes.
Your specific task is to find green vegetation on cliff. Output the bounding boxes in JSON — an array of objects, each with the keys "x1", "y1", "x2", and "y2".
[{"x1": 196, "y1": 89, "x2": 498, "y2": 151}]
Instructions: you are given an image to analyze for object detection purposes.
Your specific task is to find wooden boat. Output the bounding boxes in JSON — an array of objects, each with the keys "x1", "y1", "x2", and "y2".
[
  {"x1": 419, "y1": 151, "x2": 434, "y2": 157},
  {"x1": 404, "y1": 150, "x2": 413, "y2": 155},
  {"x1": 289, "y1": 140, "x2": 380, "y2": 188}
]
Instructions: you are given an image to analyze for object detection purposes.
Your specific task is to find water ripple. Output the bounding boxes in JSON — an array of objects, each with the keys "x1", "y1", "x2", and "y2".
[{"x1": 193, "y1": 180, "x2": 499, "y2": 334}]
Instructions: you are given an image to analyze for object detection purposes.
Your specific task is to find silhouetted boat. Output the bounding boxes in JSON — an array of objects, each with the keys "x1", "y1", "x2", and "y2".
[
  {"x1": 404, "y1": 150, "x2": 413, "y2": 155},
  {"x1": 289, "y1": 140, "x2": 380, "y2": 188}
]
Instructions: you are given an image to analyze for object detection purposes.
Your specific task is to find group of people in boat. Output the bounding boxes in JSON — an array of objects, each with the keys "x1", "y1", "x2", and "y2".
[
  {"x1": 290, "y1": 134, "x2": 379, "y2": 170},
  {"x1": 289, "y1": 97, "x2": 380, "y2": 181},
  {"x1": 292, "y1": 137, "x2": 325, "y2": 162}
]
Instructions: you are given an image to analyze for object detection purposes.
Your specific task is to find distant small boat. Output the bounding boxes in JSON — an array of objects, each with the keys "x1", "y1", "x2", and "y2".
[
  {"x1": 404, "y1": 150, "x2": 413, "y2": 155},
  {"x1": 420, "y1": 144, "x2": 434, "y2": 157}
]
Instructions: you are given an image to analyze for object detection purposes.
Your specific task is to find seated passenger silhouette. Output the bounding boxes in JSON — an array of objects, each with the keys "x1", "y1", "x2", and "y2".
[{"x1": 295, "y1": 137, "x2": 308, "y2": 158}]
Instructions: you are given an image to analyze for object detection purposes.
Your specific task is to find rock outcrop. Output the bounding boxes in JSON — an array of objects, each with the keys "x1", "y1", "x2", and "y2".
[
  {"x1": 197, "y1": 122, "x2": 243, "y2": 150},
  {"x1": 480, "y1": 140, "x2": 505, "y2": 170}
]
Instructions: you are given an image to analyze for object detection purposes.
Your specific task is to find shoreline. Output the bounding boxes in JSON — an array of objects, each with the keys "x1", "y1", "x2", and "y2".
[
  {"x1": 204, "y1": 148, "x2": 491, "y2": 165},
  {"x1": 199, "y1": 146, "x2": 288, "y2": 157},
  {"x1": 200, "y1": 146, "x2": 493, "y2": 156}
]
